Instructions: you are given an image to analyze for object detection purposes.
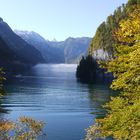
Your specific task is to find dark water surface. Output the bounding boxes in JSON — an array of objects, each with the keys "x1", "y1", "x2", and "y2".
[{"x1": 0, "y1": 64, "x2": 114, "y2": 140}]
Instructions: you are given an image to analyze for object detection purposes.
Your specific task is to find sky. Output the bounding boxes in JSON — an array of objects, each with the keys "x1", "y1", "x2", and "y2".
[{"x1": 0, "y1": 0, "x2": 128, "y2": 41}]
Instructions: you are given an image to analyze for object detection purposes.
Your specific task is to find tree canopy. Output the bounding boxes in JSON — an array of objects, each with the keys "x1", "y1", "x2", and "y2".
[
  {"x1": 89, "y1": 0, "x2": 140, "y2": 58},
  {"x1": 86, "y1": 7, "x2": 140, "y2": 140},
  {"x1": 76, "y1": 55, "x2": 98, "y2": 83}
]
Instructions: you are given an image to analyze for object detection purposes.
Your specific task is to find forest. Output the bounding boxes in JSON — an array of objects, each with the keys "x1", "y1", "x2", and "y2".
[
  {"x1": 77, "y1": 0, "x2": 140, "y2": 139},
  {"x1": 0, "y1": 0, "x2": 140, "y2": 140}
]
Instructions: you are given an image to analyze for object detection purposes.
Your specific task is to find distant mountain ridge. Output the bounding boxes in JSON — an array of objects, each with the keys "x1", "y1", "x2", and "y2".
[
  {"x1": 0, "y1": 18, "x2": 44, "y2": 75},
  {"x1": 15, "y1": 30, "x2": 64, "y2": 63},
  {"x1": 15, "y1": 30, "x2": 92, "y2": 64},
  {"x1": 47, "y1": 37, "x2": 92, "y2": 63},
  {"x1": 0, "y1": 17, "x2": 91, "y2": 76}
]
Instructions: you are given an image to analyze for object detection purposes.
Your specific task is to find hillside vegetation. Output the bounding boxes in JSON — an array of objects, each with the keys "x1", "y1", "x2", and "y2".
[
  {"x1": 86, "y1": 1, "x2": 140, "y2": 139},
  {"x1": 89, "y1": 0, "x2": 140, "y2": 59}
]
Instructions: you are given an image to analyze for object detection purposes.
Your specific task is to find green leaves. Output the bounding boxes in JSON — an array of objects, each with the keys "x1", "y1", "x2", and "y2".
[
  {"x1": 89, "y1": 4, "x2": 128, "y2": 58},
  {"x1": 86, "y1": 6, "x2": 140, "y2": 140},
  {"x1": 0, "y1": 117, "x2": 45, "y2": 140}
]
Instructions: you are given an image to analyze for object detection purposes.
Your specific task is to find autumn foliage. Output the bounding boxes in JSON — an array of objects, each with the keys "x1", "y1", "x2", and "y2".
[
  {"x1": 86, "y1": 7, "x2": 140, "y2": 140},
  {"x1": 0, "y1": 116, "x2": 45, "y2": 140}
]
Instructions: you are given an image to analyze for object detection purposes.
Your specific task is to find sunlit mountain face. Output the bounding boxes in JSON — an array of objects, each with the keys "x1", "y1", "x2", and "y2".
[
  {"x1": 15, "y1": 30, "x2": 92, "y2": 64},
  {"x1": 0, "y1": 18, "x2": 44, "y2": 75}
]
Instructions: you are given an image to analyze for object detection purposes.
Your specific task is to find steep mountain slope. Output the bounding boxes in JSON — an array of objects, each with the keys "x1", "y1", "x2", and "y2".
[
  {"x1": 89, "y1": 0, "x2": 140, "y2": 59},
  {"x1": 48, "y1": 37, "x2": 92, "y2": 63},
  {"x1": 16, "y1": 30, "x2": 92, "y2": 64},
  {"x1": 0, "y1": 18, "x2": 44, "y2": 74},
  {"x1": 76, "y1": 0, "x2": 140, "y2": 83},
  {"x1": 89, "y1": 4, "x2": 128, "y2": 59},
  {"x1": 0, "y1": 18, "x2": 44, "y2": 64},
  {"x1": 15, "y1": 30, "x2": 64, "y2": 63}
]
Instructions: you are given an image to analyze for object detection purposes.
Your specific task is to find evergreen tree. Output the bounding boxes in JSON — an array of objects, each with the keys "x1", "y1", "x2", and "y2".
[
  {"x1": 86, "y1": 7, "x2": 140, "y2": 140},
  {"x1": 76, "y1": 55, "x2": 98, "y2": 83},
  {"x1": 89, "y1": 1, "x2": 139, "y2": 58}
]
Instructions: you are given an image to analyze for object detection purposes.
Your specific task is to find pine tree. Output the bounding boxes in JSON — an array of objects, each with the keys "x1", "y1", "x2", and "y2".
[
  {"x1": 86, "y1": 7, "x2": 140, "y2": 140},
  {"x1": 76, "y1": 55, "x2": 98, "y2": 83},
  {"x1": 89, "y1": 1, "x2": 140, "y2": 59}
]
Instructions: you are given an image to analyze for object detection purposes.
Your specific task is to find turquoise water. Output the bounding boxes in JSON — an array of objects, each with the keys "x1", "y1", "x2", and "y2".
[{"x1": 1, "y1": 64, "x2": 114, "y2": 140}]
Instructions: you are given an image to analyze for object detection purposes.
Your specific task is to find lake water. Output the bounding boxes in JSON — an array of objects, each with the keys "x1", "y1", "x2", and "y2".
[{"x1": 0, "y1": 64, "x2": 114, "y2": 140}]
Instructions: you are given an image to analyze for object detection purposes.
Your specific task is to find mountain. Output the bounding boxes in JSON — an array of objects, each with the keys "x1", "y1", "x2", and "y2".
[
  {"x1": 88, "y1": 0, "x2": 139, "y2": 59},
  {"x1": 76, "y1": 0, "x2": 140, "y2": 83},
  {"x1": 15, "y1": 30, "x2": 64, "y2": 63},
  {"x1": 47, "y1": 37, "x2": 92, "y2": 63},
  {"x1": 15, "y1": 30, "x2": 92, "y2": 64},
  {"x1": 0, "y1": 18, "x2": 44, "y2": 74}
]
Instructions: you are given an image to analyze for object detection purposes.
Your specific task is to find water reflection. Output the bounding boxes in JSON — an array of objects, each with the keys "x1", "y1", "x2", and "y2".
[
  {"x1": 0, "y1": 97, "x2": 9, "y2": 119},
  {"x1": 87, "y1": 84, "x2": 114, "y2": 118},
  {"x1": 1, "y1": 64, "x2": 114, "y2": 140}
]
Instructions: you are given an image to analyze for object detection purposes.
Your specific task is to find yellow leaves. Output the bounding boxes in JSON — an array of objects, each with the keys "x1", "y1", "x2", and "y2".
[
  {"x1": 86, "y1": 7, "x2": 140, "y2": 140},
  {"x1": 0, "y1": 116, "x2": 45, "y2": 140},
  {"x1": 111, "y1": 47, "x2": 140, "y2": 91},
  {"x1": 95, "y1": 99, "x2": 140, "y2": 139},
  {"x1": 0, "y1": 120, "x2": 15, "y2": 132},
  {"x1": 19, "y1": 116, "x2": 44, "y2": 135},
  {"x1": 16, "y1": 132, "x2": 34, "y2": 140},
  {"x1": 114, "y1": 8, "x2": 140, "y2": 45},
  {"x1": 107, "y1": 9, "x2": 140, "y2": 92}
]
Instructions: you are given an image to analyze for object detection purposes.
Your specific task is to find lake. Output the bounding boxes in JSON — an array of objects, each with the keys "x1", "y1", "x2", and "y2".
[{"x1": 0, "y1": 64, "x2": 114, "y2": 140}]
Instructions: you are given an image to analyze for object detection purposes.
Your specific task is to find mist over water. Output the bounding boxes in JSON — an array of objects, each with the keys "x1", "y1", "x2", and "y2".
[{"x1": 1, "y1": 64, "x2": 114, "y2": 140}]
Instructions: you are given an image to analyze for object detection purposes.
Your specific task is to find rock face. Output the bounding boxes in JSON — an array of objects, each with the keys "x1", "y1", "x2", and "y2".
[
  {"x1": 47, "y1": 37, "x2": 92, "y2": 63},
  {"x1": 15, "y1": 30, "x2": 64, "y2": 63},
  {"x1": 93, "y1": 49, "x2": 109, "y2": 60},
  {"x1": 0, "y1": 17, "x2": 91, "y2": 76},
  {"x1": 16, "y1": 30, "x2": 92, "y2": 64},
  {"x1": 0, "y1": 18, "x2": 44, "y2": 75}
]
